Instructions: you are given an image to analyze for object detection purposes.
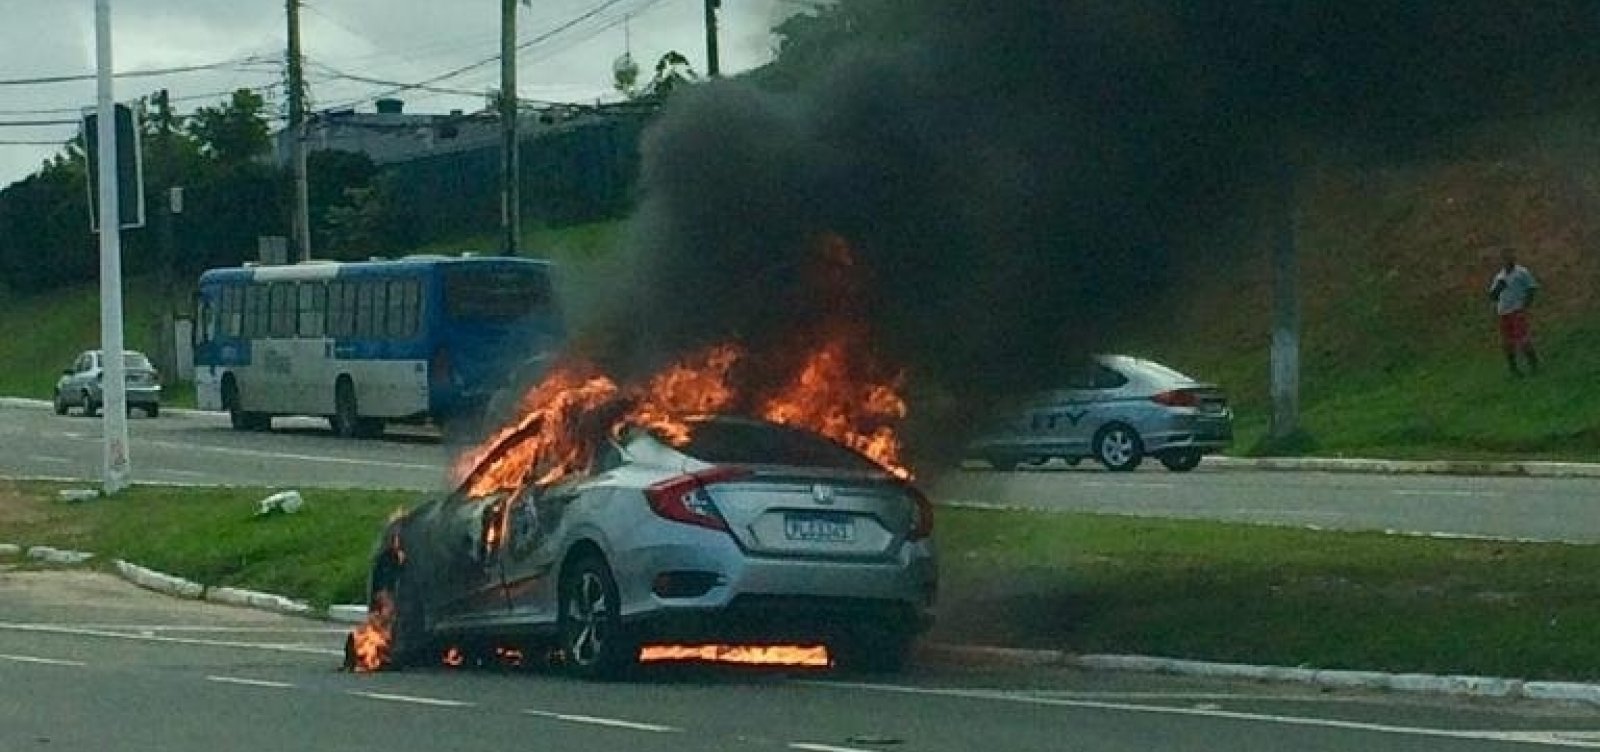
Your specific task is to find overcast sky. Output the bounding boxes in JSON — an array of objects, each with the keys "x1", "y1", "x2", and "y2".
[{"x1": 0, "y1": 0, "x2": 802, "y2": 187}]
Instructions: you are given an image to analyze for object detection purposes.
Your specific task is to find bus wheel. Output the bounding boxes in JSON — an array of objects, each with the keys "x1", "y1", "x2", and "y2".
[
  {"x1": 331, "y1": 378, "x2": 361, "y2": 439},
  {"x1": 224, "y1": 378, "x2": 269, "y2": 431}
]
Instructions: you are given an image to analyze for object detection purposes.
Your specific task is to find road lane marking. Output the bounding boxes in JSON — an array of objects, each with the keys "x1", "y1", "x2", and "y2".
[
  {"x1": 26, "y1": 456, "x2": 71, "y2": 465},
  {"x1": 523, "y1": 709, "x2": 680, "y2": 733},
  {"x1": 0, "y1": 622, "x2": 341, "y2": 657},
  {"x1": 1392, "y1": 489, "x2": 1503, "y2": 498},
  {"x1": 0, "y1": 653, "x2": 86, "y2": 667},
  {"x1": 138, "y1": 438, "x2": 440, "y2": 472},
  {"x1": 49, "y1": 624, "x2": 347, "y2": 634},
  {"x1": 790, "y1": 744, "x2": 879, "y2": 752},
  {"x1": 810, "y1": 681, "x2": 1600, "y2": 748},
  {"x1": 349, "y1": 691, "x2": 473, "y2": 708},
  {"x1": 207, "y1": 675, "x2": 294, "y2": 689}
]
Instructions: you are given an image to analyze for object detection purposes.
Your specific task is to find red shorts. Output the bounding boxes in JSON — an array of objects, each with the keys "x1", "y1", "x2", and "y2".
[{"x1": 1498, "y1": 310, "x2": 1532, "y2": 347}]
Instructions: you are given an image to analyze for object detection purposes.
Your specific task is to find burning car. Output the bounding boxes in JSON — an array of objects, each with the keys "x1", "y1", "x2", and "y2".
[{"x1": 351, "y1": 344, "x2": 937, "y2": 678}]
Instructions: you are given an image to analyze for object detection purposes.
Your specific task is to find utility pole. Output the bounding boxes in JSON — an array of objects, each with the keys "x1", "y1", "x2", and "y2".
[
  {"x1": 94, "y1": 0, "x2": 132, "y2": 493},
  {"x1": 500, "y1": 0, "x2": 521, "y2": 257},
  {"x1": 287, "y1": 0, "x2": 311, "y2": 262},
  {"x1": 1269, "y1": 159, "x2": 1301, "y2": 442},
  {"x1": 704, "y1": 0, "x2": 721, "y2": 77}
]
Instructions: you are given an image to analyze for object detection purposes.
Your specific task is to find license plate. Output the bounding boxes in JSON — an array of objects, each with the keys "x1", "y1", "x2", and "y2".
[{"x1": 784, "y1": 513, "x2": 854, "y2": 543}]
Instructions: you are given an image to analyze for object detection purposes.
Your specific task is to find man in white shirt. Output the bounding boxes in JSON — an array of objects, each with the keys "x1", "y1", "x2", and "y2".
[{"x1": 1488, "y1": 247, "x2": 1540, "y2": 376}]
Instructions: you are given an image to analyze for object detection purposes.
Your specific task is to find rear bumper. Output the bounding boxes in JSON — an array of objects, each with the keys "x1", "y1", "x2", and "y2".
[
  {"x1": 614, "y1": 537, "x2": 938, "y2": 640},
  {"x1": 86, "y1": 384, "x2": 161, "y2": 405},
  {"x1": 1144, "y1": 414, "x2": 1233, "y2": 453}
]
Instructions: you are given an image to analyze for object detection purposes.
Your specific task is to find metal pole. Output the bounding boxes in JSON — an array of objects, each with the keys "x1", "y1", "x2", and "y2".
[
  {"x1": 94, "y1": 0, "x2": 131, "y2": 493},
  {"x1": 500, "y1": 0, "x2": 520, "y2": 256},
  {"x1": 1269, "y1": 159, "x2": 1301, "y2": 441},
  {"x1": 287, "y1": 0, "x2": 311, "y2": 262},
  {"x1": 704, "y1": 0, "x2": 721, "y2": 77}
]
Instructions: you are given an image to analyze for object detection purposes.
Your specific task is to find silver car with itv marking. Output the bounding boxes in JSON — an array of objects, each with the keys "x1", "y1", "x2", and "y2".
[
  {"x1": 967, "y1": 354, "x2": 1232, "y2": 472},
  {"x1": 53, "y1": 349, "x2": 163, "y2": 418},
  {"x1": 368, "y1": 416, "x2": 937, "y2": 678}
]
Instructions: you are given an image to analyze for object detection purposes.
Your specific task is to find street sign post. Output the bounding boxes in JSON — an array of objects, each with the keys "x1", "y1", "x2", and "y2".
[
  {"x1": 93, "y1": 0, "x2": 132, "y2": 494},
  {"x1": 82, "y1": 101, "x2": 145, "y2": 231}
]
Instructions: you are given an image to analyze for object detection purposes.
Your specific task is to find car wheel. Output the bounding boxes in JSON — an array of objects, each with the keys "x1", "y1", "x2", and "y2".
[
  {"x1": 81, "y1": 391, "x2": 99, "y2": 417},
  {"x1": 1062, "y1": 456, "x2": 1081, "y2": 467},
  {"x1": 331, "y1": 378, "x2": 361, "y2": 439},
  {"x1": 53, "y1": 391, "x2": 67, "y2": 416},
  {"x1": 559, "y1": 554, "x2": 632, "y2": 680},
  {"x1": 1093, "y1": 423, "x2": 1144, "y2": 472},
  {"x1": 833, "y1": 626, "x2": 913, "y2": 674},
  {"x1": 145, "y1": 403, "x2": 160, "y2": 419},
  {"x1": 1159, "y1": 449, "x2": 1203, "y2": 472}
]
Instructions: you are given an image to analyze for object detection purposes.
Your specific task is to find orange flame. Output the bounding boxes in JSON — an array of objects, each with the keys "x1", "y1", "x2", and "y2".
[
  {"x1": 454, "y1": 234, "x2": 914, "y2": 511},
  {"x1": 638, "y1": 643, "x2": 831, "y2": 667},
  {"x1": 347, "y1": 591, "x2": 394, "y2": 673},
  {"x1": 442, "y1": 646, "x2": 465, "y2": 667}
]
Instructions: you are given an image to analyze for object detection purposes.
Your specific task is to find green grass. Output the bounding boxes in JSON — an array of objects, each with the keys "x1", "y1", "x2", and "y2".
[
  {"x1": 0, "y1": 274, "x2": 191, "y2": 404},
  {"x1": 935, "y1": 507, "x2": 1600, "y2": 680},
  {"x1": 5, "y1": 480, "x2": 1600, "y2": 680},
  {"x1": 0, "y1": 480, "x2": 412, "y2": 607}
]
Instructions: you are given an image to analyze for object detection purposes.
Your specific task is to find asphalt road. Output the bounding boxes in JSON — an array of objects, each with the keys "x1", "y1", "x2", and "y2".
[
  {"x1": 4, "y1": 569, "x2": 1600, "y2": 752},
  {"x1": 4, "y1": 398, "x2": 1600, "y2": 542}
]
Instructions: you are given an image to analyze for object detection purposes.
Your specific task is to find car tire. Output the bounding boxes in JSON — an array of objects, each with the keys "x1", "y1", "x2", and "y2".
[
  {"x1": 558, "y1": 554, "x2": 632, "y2": 680},
  {"x1": 53, "y1": 391, "x2": 67, "y2": 416},
  {"x1": 834, "y1": 626, "x2": 913, "y2": 674},
  {"x1": 1159, "y1": 449, "x2": 1203, "y2": 472},
  {"x1": 145, "y1": 403, "x2": 160, "y2": 419},
  {"x1": 81, "y1": 391, "x2": 98, "y2": 417},
  {"x1": 1093, "y1": 423, "x2": 1144, "y2": 472},
  {"x1": 331, "y1": 378, "x2": 361, "y2": 439},
  {"x1": 1062, "y1": 456, "x2": 1081, "y2": 467}
]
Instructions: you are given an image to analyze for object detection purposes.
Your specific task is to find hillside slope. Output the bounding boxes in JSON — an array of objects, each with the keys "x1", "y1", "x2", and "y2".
[{"x1": 1131, "y1": 114, "x2": 1600, "y2": 459}]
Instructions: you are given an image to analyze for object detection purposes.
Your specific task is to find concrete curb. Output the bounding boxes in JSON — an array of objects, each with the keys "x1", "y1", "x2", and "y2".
[
  {"x1": 327, "y1": 604, "x2": 369, "y2": 624},
  {"x1": 25, "y1": 546, "x2": 95, "y2": 565},
  {"x1": 1208, "y1": 456, "x2": 1600, "y2": 479},
  {"x1": 13, "y1": 543, "x2": 1599, "y2": 705},
  {"x1": 922, "y1": 644, "x2": 1598, "y2": 704},
  {"x1": 0, "y1": 396, "x2": 208, "y2": 417},
  {"x1": 112, "y1": 559, "x2": 204, "y2": 599}
]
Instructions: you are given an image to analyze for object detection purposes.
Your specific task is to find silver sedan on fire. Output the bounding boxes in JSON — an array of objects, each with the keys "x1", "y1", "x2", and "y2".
[{"x1": 363, "y1": 416, "x2": 937, "y2": 678}]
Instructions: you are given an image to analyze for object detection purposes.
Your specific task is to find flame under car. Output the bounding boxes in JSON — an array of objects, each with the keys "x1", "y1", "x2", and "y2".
[{"x1": 365, "y1": 415, "x2": 937, "y2": 678}]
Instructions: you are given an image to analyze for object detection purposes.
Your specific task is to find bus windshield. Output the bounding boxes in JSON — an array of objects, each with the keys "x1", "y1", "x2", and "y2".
[{"x1": 444, "y1": 266, "x2": 551, "y2": 321}]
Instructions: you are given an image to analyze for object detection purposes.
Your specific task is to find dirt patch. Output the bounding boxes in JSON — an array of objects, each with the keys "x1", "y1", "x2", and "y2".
[{"x1": 0, "y1": 480, "x2": 92, "y2": 541}]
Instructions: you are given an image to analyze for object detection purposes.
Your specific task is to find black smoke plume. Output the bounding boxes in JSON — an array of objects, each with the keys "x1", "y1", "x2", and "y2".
[{"x1": 576, "y1": 0, "x2": 1600, "y2": 469}]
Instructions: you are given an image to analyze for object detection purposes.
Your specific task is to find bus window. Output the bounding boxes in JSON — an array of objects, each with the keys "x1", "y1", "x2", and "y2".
[
  {"x1": 222, "y1": 285, "x2": 242, "y2": 337},
  {"x1": 328, "y1": 281, "x2": 352, "y2": 337},
  {"x1": 298, "y1": 282, "x2": 326, "y2": 338},
  {"x1": 244, "y1": 284, "x2": 268, "y2": 337},
  {"x1": 444, "y1": 266, "x2": 550, "y2": 321},
  {"x1": 270, "y1": 283, "x2": 295, "y2": 338},
  {"x1": 355, "y1": 281, "x2": 376, "y2": 337},
  {"x1": 387, "y1": 279, "x2": 418, "y2": 339}
]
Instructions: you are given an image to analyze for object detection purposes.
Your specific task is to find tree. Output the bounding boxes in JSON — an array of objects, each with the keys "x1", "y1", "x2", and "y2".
[{"x1": 187, "y1": 88, "x2": 272, "y2": 164}]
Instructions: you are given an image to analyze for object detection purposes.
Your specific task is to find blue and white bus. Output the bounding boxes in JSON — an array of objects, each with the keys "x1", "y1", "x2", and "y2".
[{"x1": 193, "y1": 255, "x2": 563, "y2": 437}]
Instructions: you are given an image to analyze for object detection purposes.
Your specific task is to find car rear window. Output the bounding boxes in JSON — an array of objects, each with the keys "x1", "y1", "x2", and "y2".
[
  {"x1": 124, "y1": 353, "x2": 153, "y2": 370},
  {"x1": 671, "y1": 418, "x2": 880, "y2": 471}
]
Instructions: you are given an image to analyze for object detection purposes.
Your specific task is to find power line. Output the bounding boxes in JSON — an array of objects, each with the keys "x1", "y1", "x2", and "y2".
[
  {"x1": 0, "y1": 80, "x2": 284, "y2": 116},
  {"x1": 321, "y1": 0, "x2": 654, "y2": 109},
  {"x1": 0, "y1": 118, "x2": 79, "y2": 127},
  {"x1": 0, "y1": 56, "x2": 278, "y2": 87}
]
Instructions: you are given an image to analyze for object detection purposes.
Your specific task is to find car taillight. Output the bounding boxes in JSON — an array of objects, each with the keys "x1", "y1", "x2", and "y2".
[
  {"x1": 430, "y1": 347, "x2": 451, "y2": 385},
  {"x1": 1151, "y1": 389, "x2": 1198, "y2": 408},
  {"x1": 644, "y1": 466, "x2": 751, "y2": 532},
  {"x1": 906, "y1": 485, "x2": 934, "y2": 541}
]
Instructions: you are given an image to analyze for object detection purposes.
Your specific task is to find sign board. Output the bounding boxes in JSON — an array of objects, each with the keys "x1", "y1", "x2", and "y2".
[
  {"x1": 258, "y1": 236, "x2": 289, "y2": 265},
  {"x1": 82, "y1": 102, "x2": 146, "y2": 231}
]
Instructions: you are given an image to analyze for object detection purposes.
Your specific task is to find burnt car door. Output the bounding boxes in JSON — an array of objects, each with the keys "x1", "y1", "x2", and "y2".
[{"x1": 497, "y1": 441, "x2": 623, "y2": 624}]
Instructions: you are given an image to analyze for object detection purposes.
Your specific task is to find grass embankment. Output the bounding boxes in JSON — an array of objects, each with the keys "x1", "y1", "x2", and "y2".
[
  {"x1": 0, "y1": 275, "x2": 195, "y2": 407},
  {"x1": 1132, "y1": 115, "x2": 1600, "y2": 461},
  {"x1": 4, "y1": 479, "x2": 1598, "y2": 681}
]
